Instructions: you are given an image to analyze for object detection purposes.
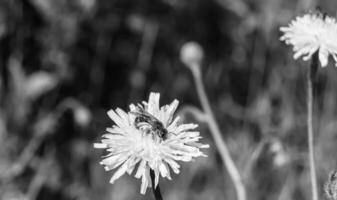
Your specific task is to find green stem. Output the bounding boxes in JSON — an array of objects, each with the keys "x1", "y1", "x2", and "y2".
[
  {"x1": 150, "y1": 170, "x2": 163, "y2": 200},
  {"x1": 191, "y1": 65, "x2": 246, "y2": 200},
  {"x1": 308, "y1": 53, "x2": 318, "y2": 200}
]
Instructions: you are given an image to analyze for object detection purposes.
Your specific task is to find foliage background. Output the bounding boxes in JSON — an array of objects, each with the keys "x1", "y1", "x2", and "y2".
[{"x1": 0, "y1": 0, "x2": 337, "y2": 199}]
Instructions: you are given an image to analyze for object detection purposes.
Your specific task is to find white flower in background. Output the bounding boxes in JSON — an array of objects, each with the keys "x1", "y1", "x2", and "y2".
[
  {"x1": 280, "y1": 13, "x2": 337, "y2": 67},
  {"x1": 94, "y1": 92, "x2": 209, "y2": 194}
]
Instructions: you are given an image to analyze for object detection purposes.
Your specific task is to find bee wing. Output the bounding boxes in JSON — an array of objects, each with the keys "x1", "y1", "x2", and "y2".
[
  {"x1": 130, "y1": 105, "x2": 162, "y2": 125},
  {"x1": 130, "y1": 111, "x2": 148, "y2": 118},
  {"x1": 141, "y1": 109, "x2": 161, "y2": 122},
  {"x1": 133, "y1": 105, "x2": 159, "y2": 120},
  {"x1": 130, "y1": 110, "x2": 154, "y2": 122}
]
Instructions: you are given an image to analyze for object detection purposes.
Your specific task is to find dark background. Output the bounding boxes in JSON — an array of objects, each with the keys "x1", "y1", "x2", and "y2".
[{"x1": 0, "y1": 0, "x2": 337, "y2": 199}]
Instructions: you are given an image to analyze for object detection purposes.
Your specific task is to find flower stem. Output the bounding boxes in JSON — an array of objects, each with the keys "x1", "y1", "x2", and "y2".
[
  {"x1": 190, "y1": 65, "x2": 246, "y2": 200},
  {"x1": 150, "y1": 170, "x2": 163, "y2": 200},
  {"x1": 308, "y1": 53, "x2": 318, "y2": 200}
]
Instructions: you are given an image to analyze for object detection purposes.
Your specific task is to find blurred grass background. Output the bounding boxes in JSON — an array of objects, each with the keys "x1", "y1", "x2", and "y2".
[{"x1": 1, "y1": 0, "x2": 337, "y2": 199}]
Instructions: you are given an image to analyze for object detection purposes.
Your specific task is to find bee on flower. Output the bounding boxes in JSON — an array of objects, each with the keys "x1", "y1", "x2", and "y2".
[
  {"x1": 94, "y1": 92, "x2": 209, "y2": 194},
  {"x1": 280, "y1": 12, "x2": 337, "y2": 67}
]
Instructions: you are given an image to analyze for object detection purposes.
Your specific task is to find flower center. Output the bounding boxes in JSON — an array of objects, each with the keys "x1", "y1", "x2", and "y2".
[{"x1": 136, "y1": 131, "x2": 163, "y2": 164}]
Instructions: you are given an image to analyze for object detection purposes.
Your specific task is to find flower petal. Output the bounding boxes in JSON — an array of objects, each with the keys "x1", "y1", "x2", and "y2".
[
  {"x1": 109, "y1": 160, "x2": 129, "y2": 184},
  {"x1": 319, "y1": 47, "x2": 329, "y2": 67}
]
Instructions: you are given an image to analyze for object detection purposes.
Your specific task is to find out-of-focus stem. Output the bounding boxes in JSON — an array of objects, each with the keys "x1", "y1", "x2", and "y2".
[
  {"x1": 150, "y1": 170, "x2": 163, "y2": 200},
  {"x1": 190, "y1": 65, "x2": 246, "y2": 200},
  {"x1": 308, "y1": 53, "x2": 318, "y2": 200}
]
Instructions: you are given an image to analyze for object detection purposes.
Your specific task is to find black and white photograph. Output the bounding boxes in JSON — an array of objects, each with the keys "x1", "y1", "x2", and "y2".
[{"x1": 0, "y1": 0, "x2": 337, "y2": 200}]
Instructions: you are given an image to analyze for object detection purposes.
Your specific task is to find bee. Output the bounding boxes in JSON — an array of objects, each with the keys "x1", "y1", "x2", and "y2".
[{"x1": 130, "y1": 105, "x2": 168, "y2": 141}]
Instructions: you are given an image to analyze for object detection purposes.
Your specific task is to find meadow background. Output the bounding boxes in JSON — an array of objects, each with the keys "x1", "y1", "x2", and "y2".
[{"x1": 0, "y1": 0, "x2": 337, "y2": 199}]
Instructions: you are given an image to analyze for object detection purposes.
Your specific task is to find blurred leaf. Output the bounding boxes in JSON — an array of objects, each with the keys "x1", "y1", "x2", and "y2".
[
  {"x1": 25, "y1": 72, "x2": 58, "y2": 100},
  {"x1": 33, "y1": 113, "x2": 57, "y2": 136},
  {"x1": 73, "y1": 106, "x2": 91, "y2": 128}
]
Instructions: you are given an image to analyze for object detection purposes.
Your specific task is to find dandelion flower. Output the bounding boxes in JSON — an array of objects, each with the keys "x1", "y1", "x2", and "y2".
[
  {"x1": 94, "y1": 92, "x2": 209, "y2": 194},
  {"x1": 280, "y1": 13, "x2": 337, "y2": 67}
]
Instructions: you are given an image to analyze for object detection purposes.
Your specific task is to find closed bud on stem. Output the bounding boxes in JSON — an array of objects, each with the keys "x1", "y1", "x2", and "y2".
[{"x1": 180, "y1": 41, "x2": 204, "y2": 72}]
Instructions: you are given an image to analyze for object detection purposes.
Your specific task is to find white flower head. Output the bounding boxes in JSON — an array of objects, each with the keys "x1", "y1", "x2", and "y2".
[
  {"x1": 94, "y1": 92, "x2": 209, "y2": 194},
  {"x1": 280, "y1": 13, "x2": 337, "y2": 67}
]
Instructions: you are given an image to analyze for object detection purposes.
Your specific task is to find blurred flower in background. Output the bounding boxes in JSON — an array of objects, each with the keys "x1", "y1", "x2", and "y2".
[{"x1": 280, "y1": 13, "x2": 337, "y2": 67}]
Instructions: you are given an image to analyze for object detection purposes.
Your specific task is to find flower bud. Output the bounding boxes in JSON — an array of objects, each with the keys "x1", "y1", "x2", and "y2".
[{"x1": 180, "y1": 41, "x2": 204, "y2": 68}]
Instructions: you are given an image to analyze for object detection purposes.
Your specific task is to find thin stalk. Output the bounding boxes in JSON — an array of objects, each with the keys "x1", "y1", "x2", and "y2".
[
  {"x1": 190, "y1": 65, "x2": 246, "y2": 200},
  {"x1": 308, "y1": 53, "x2": 318, "y2": 200},
  {"x1": 150, "y1": 170, "x2": 163, "y2": 200}
]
